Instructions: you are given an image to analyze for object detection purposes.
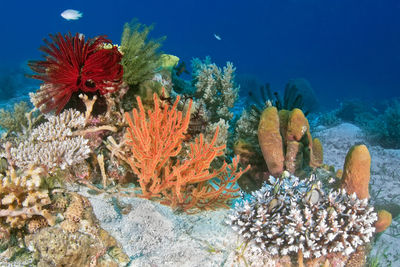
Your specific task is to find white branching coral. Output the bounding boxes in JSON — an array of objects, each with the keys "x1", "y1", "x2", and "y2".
[
  {"x1": 9, "y1": 109, "x2": 90, "y2": 172},
  {"x1": 30, "y1": 108, "x2": 85, "y2": 141},
  {"x1": 192, "y1": 56, "x2": 239, "y2": 123},
  {"x1": 228, "y1": 173, "x2": 378, "y2": 259}
]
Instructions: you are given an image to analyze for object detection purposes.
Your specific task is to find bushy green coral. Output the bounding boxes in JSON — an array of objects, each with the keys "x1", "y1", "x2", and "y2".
[
  {"x1": 0, "y1": 101, "x2": 30, "y2": 134},
  {"x1": 120, "y1": 19, "x2": 165, "y2": 87}
]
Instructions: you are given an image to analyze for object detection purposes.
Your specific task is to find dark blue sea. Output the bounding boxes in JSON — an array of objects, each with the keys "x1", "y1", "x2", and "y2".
[{"x1": 1, "y1": 0, "x2": 399, "y2": 109}]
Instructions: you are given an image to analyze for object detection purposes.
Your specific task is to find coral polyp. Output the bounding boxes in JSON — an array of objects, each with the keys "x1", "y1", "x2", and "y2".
[{"x1": 29, "y1": 33, "x2": 123, "y2": 114}]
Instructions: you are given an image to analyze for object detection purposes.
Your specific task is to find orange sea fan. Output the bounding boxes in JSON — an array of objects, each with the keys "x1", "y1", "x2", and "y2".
[{"x1": 124, "y1": 93, "x2": 250, "y2": 212}]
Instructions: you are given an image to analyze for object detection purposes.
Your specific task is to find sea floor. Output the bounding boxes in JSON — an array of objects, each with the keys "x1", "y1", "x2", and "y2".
[{"x1": 67, "y1": 122, "x2": 400, "y2": 266}]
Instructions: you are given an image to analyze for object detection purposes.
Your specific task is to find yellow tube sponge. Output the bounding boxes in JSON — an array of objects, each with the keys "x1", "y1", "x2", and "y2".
[
  {"x1": 258, "y1": 107, "x2": 284, "y2": 176},
  {"x1": 286, "y1": 108, "x2": 311, "y2": 144},
  {"x1": 341, "y1": 144, "x2": 371, "y2": 199},
  {"x1": 311, "y1": 138, "x2": 323, "y2": 167},
  {"x1": 375, "y1": 210, "x2": 392, "y2": 233}
]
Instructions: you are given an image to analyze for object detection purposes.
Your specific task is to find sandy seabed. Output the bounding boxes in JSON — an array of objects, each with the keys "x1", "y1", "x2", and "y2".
[{"x1": 66, "y1": 123, "x2": 400, "y2": 266}]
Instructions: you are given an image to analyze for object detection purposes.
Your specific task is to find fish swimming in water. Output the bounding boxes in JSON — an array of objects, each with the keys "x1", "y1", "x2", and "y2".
[
  {"x1": 214, "y1": 33, "x2": 222, "y2": 41},
  {"x1": 61, "y1": 9, "x2": 83, "y2": 20}
]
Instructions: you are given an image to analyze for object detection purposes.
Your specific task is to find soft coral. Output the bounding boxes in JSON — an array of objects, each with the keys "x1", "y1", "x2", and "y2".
[{"x1": 29, "y1": 32, "x2": 123, "y2": 114}]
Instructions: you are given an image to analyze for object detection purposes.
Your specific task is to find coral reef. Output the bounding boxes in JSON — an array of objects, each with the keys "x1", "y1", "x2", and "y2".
[
  {"x1": 29, "y1": 33, "x2": 123, "y2": 114},
  {"x1": 0, "y1": 17, "x2": 394, "y2": 267},
  {"x1": 122, "y1": 93, "x2": 250, "y2": 212},
  {"x1": 228, "y1": 172, "x2": 377, "y2": 266}
]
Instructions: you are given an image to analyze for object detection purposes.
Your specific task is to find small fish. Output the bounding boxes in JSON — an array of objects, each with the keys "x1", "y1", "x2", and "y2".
[
  {"x1": 214, "y1": 33, "x2": 222, "y2": 41},
  {"x1": 61, "y1": 9, "x2": 83, "y2": 20}
]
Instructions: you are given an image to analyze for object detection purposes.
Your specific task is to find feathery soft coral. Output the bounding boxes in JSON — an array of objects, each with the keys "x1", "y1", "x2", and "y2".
[
  {"x1": 29, "y1": 33, "x2": 123, "y2": 114},
  {"x1": 124, "y1": 93, "x2": 250, "y2": 212}
]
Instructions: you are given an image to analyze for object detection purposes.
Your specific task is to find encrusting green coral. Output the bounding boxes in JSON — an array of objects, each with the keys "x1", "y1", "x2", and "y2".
[{"x1": 120, "y1": 19, "x2": 165, "y2": 87}]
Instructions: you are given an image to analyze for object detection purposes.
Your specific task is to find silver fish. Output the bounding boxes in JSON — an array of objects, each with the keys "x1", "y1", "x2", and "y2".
[
  {"x1": 61, "y1": 9, "x2": 83, "y2": 20},
  {"x1": 214, "y1": 33, "x2": 222, "y2": 41}
]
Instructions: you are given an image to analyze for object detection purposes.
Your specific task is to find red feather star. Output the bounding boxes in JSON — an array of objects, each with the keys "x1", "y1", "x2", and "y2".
[{"x1": 29, "y1": 32, "x2": 123, "y2": 114}]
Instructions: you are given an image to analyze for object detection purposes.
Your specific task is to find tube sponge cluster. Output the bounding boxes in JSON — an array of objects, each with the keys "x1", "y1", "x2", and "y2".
[{"x1": 227, "y1": 173, "x2": 377, "y2": 260}]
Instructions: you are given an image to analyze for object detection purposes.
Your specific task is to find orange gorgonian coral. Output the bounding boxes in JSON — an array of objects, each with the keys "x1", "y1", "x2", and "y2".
[
  {"x1": 124, "y1": 93, "x2": 250, "y2": 212},
  {"x1": 28, "y1": 32, "x2": 123, "y2": 114}
]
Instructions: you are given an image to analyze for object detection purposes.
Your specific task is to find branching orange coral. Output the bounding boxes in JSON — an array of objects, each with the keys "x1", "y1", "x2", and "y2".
[{"x1": 125, "y1": 93, "x2": 250, "y2": 212}]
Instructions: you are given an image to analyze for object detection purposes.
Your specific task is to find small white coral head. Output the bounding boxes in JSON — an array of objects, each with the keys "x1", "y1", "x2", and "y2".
[{"x1": 61, "y1": 9, "x2": 83, "y2": 20}]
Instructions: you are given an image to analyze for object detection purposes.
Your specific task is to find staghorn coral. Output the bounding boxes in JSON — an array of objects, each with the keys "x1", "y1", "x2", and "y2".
[
  {"x1": 8, "y1": 109, "x2": 90, "y2": 172},
  {"x1": 28, "y1": 32, "x2": 123, "y2": 114},
  {"x1": 0, "y1": 165, "x2": 55, "y2": 230},
  {"x1": 228, "y1": 172, "x2": 377, "y2": 265},
  {"x1": 123, "y1": 93, "x2": 249, "y2": 212},
  {"x1": 120, "y1": 19, "x2": 165, "y2": 87}
]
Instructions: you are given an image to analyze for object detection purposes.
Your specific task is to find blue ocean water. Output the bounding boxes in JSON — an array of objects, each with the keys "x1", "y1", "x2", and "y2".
[{"x1": 0, "y1": 0, "x2": 399, "y2": 108}]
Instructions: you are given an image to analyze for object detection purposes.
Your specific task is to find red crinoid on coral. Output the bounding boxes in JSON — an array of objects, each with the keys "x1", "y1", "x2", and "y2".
[{"x1": 28, "y1": 32, "x2": 123, "y2": 114}]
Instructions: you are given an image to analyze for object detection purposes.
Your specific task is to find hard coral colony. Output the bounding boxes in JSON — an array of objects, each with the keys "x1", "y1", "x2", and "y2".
[{"x1": 28, "y1": 33, "x2": 123, "y2": 114}]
